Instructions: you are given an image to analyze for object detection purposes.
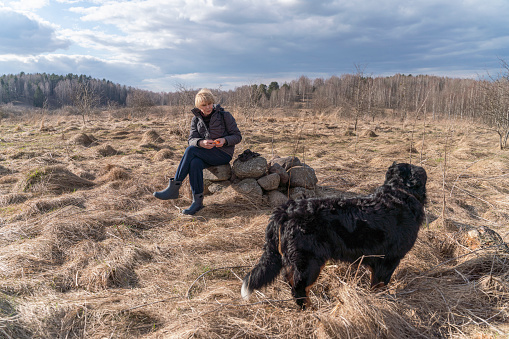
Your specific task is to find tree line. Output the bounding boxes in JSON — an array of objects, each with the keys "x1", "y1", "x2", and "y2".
[
  {"x1": 2, "y1": 68, "x2": 509, "y2": 148},
  {"x1": 0, "y1": 72, "x2": 154, "y2": 109}
]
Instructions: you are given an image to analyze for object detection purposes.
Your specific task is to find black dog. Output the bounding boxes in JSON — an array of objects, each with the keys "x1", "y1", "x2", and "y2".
[{"x1": 241, "y1": 162, "x2": 427, "y2": 309}]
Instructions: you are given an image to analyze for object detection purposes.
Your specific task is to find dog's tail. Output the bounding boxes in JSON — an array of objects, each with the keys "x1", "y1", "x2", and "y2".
[{"x1": 241, "y1": 219, "x2": 283, "y2": 300}]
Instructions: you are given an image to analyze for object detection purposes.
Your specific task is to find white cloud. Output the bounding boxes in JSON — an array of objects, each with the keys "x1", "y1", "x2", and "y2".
[
  {"x1": 0, "y1": 8, "x2": 70, "y2": 55},
  {"x1": 0, "y1": 53, "x2": 160, "y2": 86},
  {"x1": 7, "y1": 0, "x2": 49, "y2": 11}
]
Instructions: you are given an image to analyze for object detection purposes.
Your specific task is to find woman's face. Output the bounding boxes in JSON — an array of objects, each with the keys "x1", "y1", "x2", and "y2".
[{"x1": 199, "y1": 102, "x2": 214, "y2": 116}]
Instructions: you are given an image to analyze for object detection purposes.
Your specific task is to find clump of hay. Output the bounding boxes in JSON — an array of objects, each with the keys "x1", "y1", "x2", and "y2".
[
  {"x1": 168, "y1": 124, "x2": 187, "y2": 137},
  {"x1": 153, "y1": 148, "x2": 173, "y2": 161},
  {"x1": 39, "y1": 120, "x2": 52, "y2": 132},
  {"x1": 141, "y1": 129, "x2": 163, "y2": 144},
  {"x1": 12, "y1": 293, "x2": 160, "y2": 339},
  {"x1": 0, "y1": 237, "x2": 54, "y2": 278},
  {"x1": 14, "y1": 166, "x2": 95, "y2": 194},
  {"x1": 316, "y1": 283, "x2": 425, "y2": 338},
  {"x1": 469, "y1": 159, "x2": 508, "y2": 176},
  {"x1": 18, "y1": 195, "x2": 85, "y2": 219},
  {"x1": 68, "y1": 133, "x2": 96, "y2": 146},
  {"x1": 97, "y1": 144, "x2": 118, "y2": 157},
  {"x1": 406, "y1": 145, "x2": 418, "y2": 153},
  {"x1": 67, "y1": 163, "x2": 95, "y2": 181},
  {"x1": 55, "y1": 238, "x2": 151, "y2": 291},
  {"x1": 362, "y1": 129, "x2": 378, "y2": 137},
  {"x1": 10, "y1": 151, "x2": 36, "y2": 160},
  {"x1": 99, "y1": 164, "x2": 130, "y2": 182},
  {"x1": 0, "y1": 193, "x2": 29, "y2": 206},
  {"x1": 63, "y1": 126, "x2": 80, "y2": 133},
  {"x1": 42, "y1": 214, "x2": 106, "y2": 260},
  {"x1": 14, "y1": 299, "x2": 89, "y2": 338},
  {"x1": 0, "y1": 164, "x2": 10, "y2": 175},
  {"x1": 0, "y1": 174, "x2": 18, "y2": 184}
]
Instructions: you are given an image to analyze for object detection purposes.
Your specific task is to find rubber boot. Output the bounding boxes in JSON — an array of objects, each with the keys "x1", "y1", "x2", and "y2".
[
  {"x1": 182, "y1": 193, "x2": 204, "y2": 215},
  {"x1": 153, "y1": 178, "x2": 181, "y2": 200}
]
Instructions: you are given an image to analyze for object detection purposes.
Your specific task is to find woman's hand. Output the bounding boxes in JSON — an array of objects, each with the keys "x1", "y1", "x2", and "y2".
[
  {"x1": 213, "y1": 138, "x2": 226, "y2": 147},
  {"x1": 200, "y1": 138, "x2": 226, "y2": 149},
  {"x1": 199, "y1": 139, "x2": 216, "y2": 149}
]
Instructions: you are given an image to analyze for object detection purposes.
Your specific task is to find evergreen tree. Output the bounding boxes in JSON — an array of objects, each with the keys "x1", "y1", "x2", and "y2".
[
  {"x1": 268, "y1": 81, "x2": 279, "y2": 97},
  {"x1": 33, "y1": 85, "x2": 45, "y2": 108}
]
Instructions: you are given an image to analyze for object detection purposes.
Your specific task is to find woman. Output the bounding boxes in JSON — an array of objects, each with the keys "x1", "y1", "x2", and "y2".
[{"x1": 153, "y1": 89, "x2": 242, "y2": 215}]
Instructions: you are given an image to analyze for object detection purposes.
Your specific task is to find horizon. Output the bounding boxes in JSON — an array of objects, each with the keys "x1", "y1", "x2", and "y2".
[{"x1": 0, "y1": 70, "x2": 495, "y2": 94}]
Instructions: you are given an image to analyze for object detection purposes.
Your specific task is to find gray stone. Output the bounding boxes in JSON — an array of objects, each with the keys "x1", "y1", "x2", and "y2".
[
  {"x1": 268, "y1": 163, "x2": 289, "y2": 185},
  {"x1": 204, "y1": 164, "x2": 232, "y2": 181},
  {"x1": 233, "y1": 178, "x2": 264, "y2": 201},
  {"x1": 288, "y1": 165, "x2": 318, "y2": 188},
  {"x1": 267, "y1": 190, "x2": 288, "y2": 207},
  {"x1": 271, "y1": 156, "x2": 302, "y2": 170},
  {"x1": 232, "y1": 156, "x2": 267, "y2": 179},
  {"x1": 208, "y1": 180, "x2": 231, "y2": 194},
  {"x1": 257, "y1": 173, "x2": 280, "y2": 191}
]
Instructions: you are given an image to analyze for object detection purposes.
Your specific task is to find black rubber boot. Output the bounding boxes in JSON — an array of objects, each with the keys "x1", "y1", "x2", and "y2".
[
  {"x1": 153, "y1": 178, "x2": 181, "y2": 200},
  {"x1": 182, "y1": 193, "x2": 204, "y2": 215}
]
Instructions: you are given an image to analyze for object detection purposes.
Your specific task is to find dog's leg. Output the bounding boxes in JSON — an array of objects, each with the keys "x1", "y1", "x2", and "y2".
[
  {"x1": 367, "y1": 266, "x2": 383, "y2": 288},
  {"x1": 369, "y1": 257, "x2": 401, "y2": 289},
  {"x1": 291, "y1": 258, "x2": 324, "y2": 310},
  {"x1": 284, "y1": 266, "x2": 295, "y2": 287}
]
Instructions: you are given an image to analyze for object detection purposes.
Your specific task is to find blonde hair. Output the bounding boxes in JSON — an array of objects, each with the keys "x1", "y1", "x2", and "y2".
[{"x1": 195, "y1": 88, "x2": 215, "y2": 107}]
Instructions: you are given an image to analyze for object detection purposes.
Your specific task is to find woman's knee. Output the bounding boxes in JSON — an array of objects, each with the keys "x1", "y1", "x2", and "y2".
[{"x1": 183, "y1": 145, "x2": 200, "y2": 156}]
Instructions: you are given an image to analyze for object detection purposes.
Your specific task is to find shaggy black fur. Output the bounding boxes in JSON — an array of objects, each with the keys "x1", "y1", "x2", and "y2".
[{"x1": 241, "y1": 162, "x2": 427, "y2": 309}]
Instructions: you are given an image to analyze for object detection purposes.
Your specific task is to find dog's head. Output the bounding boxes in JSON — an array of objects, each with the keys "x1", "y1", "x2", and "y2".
[{"x1": 385, "y1": 162, "x2": 427, "y2": 203}]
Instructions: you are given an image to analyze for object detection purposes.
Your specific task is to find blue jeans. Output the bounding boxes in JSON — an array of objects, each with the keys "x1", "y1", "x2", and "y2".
[{"x1": 174, "y1": 146, "x2": 232, "y2": 195}]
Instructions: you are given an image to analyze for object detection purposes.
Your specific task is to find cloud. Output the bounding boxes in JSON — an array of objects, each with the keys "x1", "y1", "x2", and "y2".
[
  {"x1": 63, "y1": 0, "x2": 507, "y2": 71},
  {"x1": 0, "y1": 9, "x2": 70, "y2": 55},
  {"x1": 1, "y1": 0, "x2": 508, "y2": 90},
  {"x1": 7, "y1": 0, "x2": 49, "y2": 11},
  {"x1": 0, "y1": 53, "x2": 159, "y2": 86}
]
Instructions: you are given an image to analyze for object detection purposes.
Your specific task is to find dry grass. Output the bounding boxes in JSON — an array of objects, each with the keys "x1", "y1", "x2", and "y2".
[
  {"x1": 13, "y1": 166, "x2": 95, "y2": 194},
  {"x1": 0, "y1": 109, "x2": 508, "y2": 338}
]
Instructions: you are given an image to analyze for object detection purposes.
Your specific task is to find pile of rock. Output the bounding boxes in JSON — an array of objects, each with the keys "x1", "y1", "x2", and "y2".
[{"x1": 203, "y1": 154, "x2": 318, "y2": 207}]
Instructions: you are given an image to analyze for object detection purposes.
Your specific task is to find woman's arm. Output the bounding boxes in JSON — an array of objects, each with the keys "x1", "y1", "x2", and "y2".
[
  {"x1": 188, "y1": 116, "x2": 204, "y2": 147},
  {"x1": 222, "y1": 112, "x2": 242, "y2": 146}
]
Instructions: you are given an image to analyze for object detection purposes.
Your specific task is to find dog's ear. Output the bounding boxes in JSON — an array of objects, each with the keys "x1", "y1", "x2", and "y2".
[
  {"x1": 387, "y1": 161, "x2": 398, "y2": 175},
  {"x1": 385, "y1": 162, "x2": 400, "y2": 183}
]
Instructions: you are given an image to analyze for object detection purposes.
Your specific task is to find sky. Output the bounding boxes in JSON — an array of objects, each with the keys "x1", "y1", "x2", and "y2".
[{"x1": 1, "y1": 0, "x2": 508, "y2": 92}]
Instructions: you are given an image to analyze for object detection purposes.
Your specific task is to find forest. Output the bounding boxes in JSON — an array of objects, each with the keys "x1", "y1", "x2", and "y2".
[{"x1": 2, "y1": 65, "x2": 509, "y2": 148}]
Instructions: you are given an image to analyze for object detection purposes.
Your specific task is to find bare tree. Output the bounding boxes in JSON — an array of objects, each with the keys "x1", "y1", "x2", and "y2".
[
  {"x1": 352, "y1": 63, "x2": 372, "y2": 130},
  {"x1": 73, "y1": 81, "x2": 100, "y2": 126},
  {"x1": 479, "y1": 60, "x2": 509, "y2": 149},
  {"x1": 126, "y1": 89, "x2": 155, "y2": 117}
]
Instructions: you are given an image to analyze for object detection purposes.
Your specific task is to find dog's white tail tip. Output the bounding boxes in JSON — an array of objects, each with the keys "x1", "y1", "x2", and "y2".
[{"x1": 241, "y1": 282, "x2": 252, "y2": 300}]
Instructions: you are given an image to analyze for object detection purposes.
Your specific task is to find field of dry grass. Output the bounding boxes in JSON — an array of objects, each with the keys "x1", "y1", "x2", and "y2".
[{"x1": 1, "y1": 107, "x2": 508, "y2": 338}]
